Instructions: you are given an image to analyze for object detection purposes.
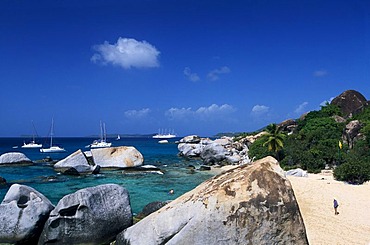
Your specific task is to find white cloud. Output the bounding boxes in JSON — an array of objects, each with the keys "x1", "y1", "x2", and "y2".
[
  {"x1": 183, "y1": 67, "x2": 200, "y2": 82},
  {"x1": 207, "y1": 66, "x2": 231, "y2": 81},
  {"x1": 165, "y1": 107, "x2": 193, "y2": 120},
  {"x1": 313, "y1": 70, "x2": 328, "y2": 77},
  {"x1": 320, "y1": 97, "x2": 335, "y2": 107},
  {"x1": 294, "y1": 102, "x2": 308, "y2": 114},
  {"x1": 91, "y1": 37, "x2": 160, "y2": 69},
  {"x1": 124, "y1": 108, "x2": 151, "y2": 119},
  {"x1": 251, "y1": 105, "x2": 269, "y2": 114},
  {"x1": 196, "y1": 104, "x2": 235, "y2": 115},
  {"x1": 166, "y1": 104, "x2": 236, "y2": 121}
]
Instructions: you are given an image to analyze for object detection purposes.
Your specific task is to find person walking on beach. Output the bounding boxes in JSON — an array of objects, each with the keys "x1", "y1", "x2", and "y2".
[{"x1": 333, "y1": 199, "x2": 339, "y2": 215}]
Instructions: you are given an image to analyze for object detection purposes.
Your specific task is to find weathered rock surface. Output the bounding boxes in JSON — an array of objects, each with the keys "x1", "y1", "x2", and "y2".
[
  {"x1": 178, "y1": 136, "x2": 250, "y2": 165},
  {"x1": 91, "y1": 146, "x2": 144, "y2": 168},
  {"x1": 0, "y1": 184, "x2": 54, "y2": 244},
  {"x1": 343, "y1": 120, "x2": 363, "y2": 149},
  {"x1": 39, "y1": 184, "x2": 132, "y2": 245},
  {"x1": 0, "y1": 152, "x2": 33, "y2": 166},
  {"x1": 331, "y1": 90, "x2": 369, "y2": 118},
  {"x1": 117, "y1": 156, "x2": 308, "y2": 245},
  {"x1": 54, "y1": 149, "x2": 93, "y2": 173}
]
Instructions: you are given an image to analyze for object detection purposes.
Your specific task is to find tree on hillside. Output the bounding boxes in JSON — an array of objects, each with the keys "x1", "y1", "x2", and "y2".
[{"x1": 262, "y1": 123, "x2": 285, "y2": 160}]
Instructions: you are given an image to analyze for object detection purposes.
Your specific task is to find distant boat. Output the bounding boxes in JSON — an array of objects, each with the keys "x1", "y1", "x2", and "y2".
[
  {"x1": 116, "y1": 135, "x2": 121, "y2": 140},
  {"x1": 158, "y1": 140, "x2": 169, "y2": 144},
  {"x1": 152, "y1": 129, "x2": 176, "y2": 139},
  {"x1": 40, "y1": 118, "x2": 66, "y2": 153},
  {"x1": 22, "y1": 121, "x2": 42, "y2": 148},
  {"x1": 89, "y1": 121, "x2": 112, "y2": 148}
]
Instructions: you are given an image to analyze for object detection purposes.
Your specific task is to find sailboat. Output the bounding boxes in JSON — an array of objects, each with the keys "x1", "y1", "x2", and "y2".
[
  {"x1": 89, "y1": 121, "x2": 112, "y2": 148},
  {"x1": 22, "y1": 121, "x2": 42, "y2": 148},
  {"x1": 152, "y1": 129, "x2": 176, "y2": 139},
  {"x1": 40, "y1": 118, "x2": 66, "y2": 153},
  {"x1": 116, "y1": 135, "x2": 121, "y2": 140}
]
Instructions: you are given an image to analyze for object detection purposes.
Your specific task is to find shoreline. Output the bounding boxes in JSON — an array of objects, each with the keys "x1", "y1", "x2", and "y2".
[{"x1": 288, "y1": 173, "x2": 370, "y2": 245}]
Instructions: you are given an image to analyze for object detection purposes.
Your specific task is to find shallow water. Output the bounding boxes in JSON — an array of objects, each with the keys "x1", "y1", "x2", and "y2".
[{"x1": 0, "y1": 137, "x2": 213, "y2": 214}]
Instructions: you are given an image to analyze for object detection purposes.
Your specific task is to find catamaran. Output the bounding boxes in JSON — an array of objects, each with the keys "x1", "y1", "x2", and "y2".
[
  {"x1": 89, "y1": 121, "x2": 112, "y2": 148},
  {"x1": 40, "y1": 118, "x2": 66, "y2": 153},
  {"x1": 22, "y1": 121, "x2": 42, "y2": 148}
]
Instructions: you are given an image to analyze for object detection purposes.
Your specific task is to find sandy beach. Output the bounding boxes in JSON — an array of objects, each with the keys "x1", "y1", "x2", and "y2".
[{"x1": 288, "y1": 173, "x2": 370, "y2": 245}]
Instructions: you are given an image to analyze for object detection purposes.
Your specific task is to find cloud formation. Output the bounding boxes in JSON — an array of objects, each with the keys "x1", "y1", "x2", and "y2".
[
  {"x1": 251, "y1": 105, "x2": 269, "y2": 114},
  {"x1": 166, "y1": 104, "x2": 235, "y2": 120},
  {"x1": 313, "y1": 70, "x2": 328, "y2": 77},
  {"x1": 207, "y1": 66, "x2": 231, "y2": 81},
  {"x1": 183, "y1": 67, "x2": 200, "y2": 82},
  {"x1": 124, "y1": 108, "x2": 151, "y2": 119},
  {"x1": 91, "y1": 37, "x2": 160, "y2": 69},
  {"x1": 294, "y1": 102, "x2": 308, "y2": 114}
]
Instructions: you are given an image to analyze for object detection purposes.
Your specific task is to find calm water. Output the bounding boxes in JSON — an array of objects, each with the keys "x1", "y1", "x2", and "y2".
[{"x1": 0, "y1": 137, "x2": 214, "y2": 214}]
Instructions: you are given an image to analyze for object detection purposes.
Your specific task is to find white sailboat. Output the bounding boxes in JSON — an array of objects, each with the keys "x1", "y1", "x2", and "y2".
[
  {"x1": 89, "y1": 121, "x2": 112, "y2": 148},
  {"x1": 40, "y1": 119, "x2": 66, "y2": 153},
  {"x1": 116, "y1": 134, "x2": 121, "y2": 140},
  {"x1": 152, "y1": 129, "x2": 176, "y2": 139},
  {"x1": 22, "y1": 121, "x2": 42, "y2": 148}
]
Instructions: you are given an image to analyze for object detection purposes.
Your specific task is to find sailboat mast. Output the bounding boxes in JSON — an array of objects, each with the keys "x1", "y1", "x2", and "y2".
[{"x1": 50, "y1": 118, "x2": 54, "y2": 147}]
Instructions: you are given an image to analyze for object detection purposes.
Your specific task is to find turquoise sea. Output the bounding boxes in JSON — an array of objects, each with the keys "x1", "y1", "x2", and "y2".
[{"x1": 0, "y1": 137, "x2": 214, "y2": 214}]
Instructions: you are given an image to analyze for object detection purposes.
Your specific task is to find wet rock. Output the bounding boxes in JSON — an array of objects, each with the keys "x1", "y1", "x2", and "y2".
[{"x1": 0, "y1": 176, "x2": 6, "y2": 186}]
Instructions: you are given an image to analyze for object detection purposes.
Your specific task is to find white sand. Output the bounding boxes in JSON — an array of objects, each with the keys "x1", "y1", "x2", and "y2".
[{"x1": 288, "y1": 173, "x2": 370, "y2": 245}]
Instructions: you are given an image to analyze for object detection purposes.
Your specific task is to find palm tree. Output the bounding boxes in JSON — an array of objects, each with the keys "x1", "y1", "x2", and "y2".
[{"x1": 263, "y1": 123, "x2": 285, "y2": 160}]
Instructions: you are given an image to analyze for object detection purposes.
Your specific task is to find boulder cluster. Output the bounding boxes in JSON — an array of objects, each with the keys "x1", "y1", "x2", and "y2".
[
  {"x1": 0, "y1": 156, "x2": 308, "y2": 244},
  {"x1": 0, "y1": 146, "x2": 144, "y2": 175},
  {"x1": 177, "y1": 135, "x2": 252, "y2": 165}
]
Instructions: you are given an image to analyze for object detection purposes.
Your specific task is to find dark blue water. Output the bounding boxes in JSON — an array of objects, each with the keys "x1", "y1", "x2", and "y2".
[{"x1": 0, "y1": 137, "x2": 213, "y2": 214}]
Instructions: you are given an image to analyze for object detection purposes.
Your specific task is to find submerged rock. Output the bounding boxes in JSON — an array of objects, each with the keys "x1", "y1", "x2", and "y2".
[
  {"x1": 39, "y1": 184, "x2": 132, "y2": 245},
  {"x1": 0, "y1": 176, "x2": 6, "y2": 186},
  {"x1": 0, "y1": 152, "x2": 33, "y2": 166},
  {"x1": 0, "y1": 184, "x2": 54, "y2": 244},
  {"x1": 117, "y1": 156, "x2": 308, "y2": 245}
]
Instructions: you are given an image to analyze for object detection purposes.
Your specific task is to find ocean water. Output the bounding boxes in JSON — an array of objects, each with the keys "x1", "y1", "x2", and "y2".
[{"x1": 0, "y1": 137, "x2": 214, "y2": 214}]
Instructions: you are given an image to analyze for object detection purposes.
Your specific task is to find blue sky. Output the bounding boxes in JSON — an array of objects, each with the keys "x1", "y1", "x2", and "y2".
[{"x1": 0, "y1": 0, "x2": 369, "y2": 137}]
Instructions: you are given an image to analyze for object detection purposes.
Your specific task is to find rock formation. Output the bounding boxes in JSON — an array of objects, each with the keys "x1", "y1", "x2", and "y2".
[
  {"x1": 91, "y1": 146, "x2": 144, "y2": 168},
  {"x1": 39, "y1": 184, "x2": 132, "y2": 245},
  {"x1": 0, "y1": 152, "x2": 33, "y2": 166},
  {"x1": 116, "y1": 156, "x2": 308, "y2": 245},
  {"x1": 54, "y1": 149, "x2": 93, "y2": 174},
  {"x1": 178, "y1": 136, "x2": 250, "y2": 165},
  {"x1": 331, "y1": 90, "x2": 369, "y2": 118},
  {"x1": 0, "y1": 184, "x2": 54, "y2": 244},
  {"x1": 343, "y1": 120, "x2": 363, "y2": 149}
]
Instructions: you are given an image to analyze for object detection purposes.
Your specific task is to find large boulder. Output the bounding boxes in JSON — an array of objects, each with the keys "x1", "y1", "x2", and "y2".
[
  {"x1": 178, "y1": 135, "x2": 201, "y2": 144},
  {"x1": 200, "y1": 143, "x2": 228, "y2": 165},
  {"x1": 0, "y1": 152, "x2": 33, "y2": 166},
  {"x1": 91, "y1": 146, "x2": 144, "y2": 169},
  {"x1": 0, "y1": 184, "x2": 54, "y2": 244},
  {"x1": 38, "y1": 184, "x2": 132, "y2": 245},
  {"x1": 116, "y1": 156, "x2": 308, "y2": 245},
  {"x1": 54, "y1": 149, "x2": 93, "y2": 174},
  {"x1": 343, "y1": 120, "x2": 363, "y2": 149},
  {"x1": 331, "y1": 90, "x2": 369, "y2": 118}
]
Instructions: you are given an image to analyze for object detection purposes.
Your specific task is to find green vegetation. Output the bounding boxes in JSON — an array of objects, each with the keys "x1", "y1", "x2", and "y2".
[{"x1": 247, "y1": 104, "x2": 370, "y2": 184}]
